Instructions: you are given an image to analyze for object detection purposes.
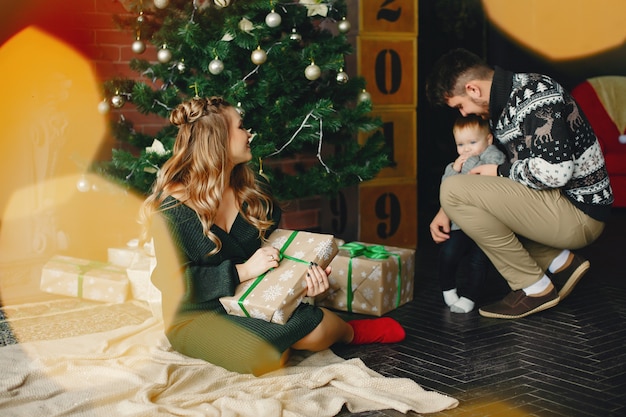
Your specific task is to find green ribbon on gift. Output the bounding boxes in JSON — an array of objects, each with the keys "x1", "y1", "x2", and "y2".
[
  {"x1": 237, "y1": 231, "x2": 310, "y2": 318},
  {"x1": 50, "y1": 257, "x2": 110, "y2": 299},
  {"x1": 338, "y1": 242, "x2": 402, "y2": 312}
]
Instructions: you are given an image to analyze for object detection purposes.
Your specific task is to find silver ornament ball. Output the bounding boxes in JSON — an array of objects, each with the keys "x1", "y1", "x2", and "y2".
[
  {"x1": 289, "y1": 28, "x2": 302, "y2": 42},
  {"x1": 336, "y1": 70, "x2": 349, "y2": 84},
  {"x1": 153, "y1": 0, "x2": 169, "y2": 9},
  {"x1": 176, "y1": 61, "x2": 186, "y2": 73},
  {"x1": 157, "y1": 47, "x2": 172, "y2": 63},
  {"x1": 358, "y1": 90, "x2": 371, "y2": 104},
  {"x1": 208, "y1": 58, "x2": 224, "y2": 75},
  {"x1": 265, "y1": 11, "x2": 282, "y2": 28},
  {"x1": 338, "y1": 18, "x2": 351, "y2": 34},
  {"x1": 304, "y1": 63, "x2": 321, "y2": 80},
  {"x1": 251, "y1": 48, "x2": 267, "y2": 65},
  {"x1": 132, "y1": 39, "x2": 146, "y2": 54},
  {"x1": 111, "y1": 94, "x2": 125, "y2": 108}
]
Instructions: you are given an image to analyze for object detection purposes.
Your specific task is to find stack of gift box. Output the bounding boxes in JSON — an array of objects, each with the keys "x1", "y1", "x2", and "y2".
[
  {"x1": 40, "y1": 239, "x2": 160, "y2": 315},
  {"x1": 40, "y1": 229, "x2": 415, "y2": 323}
]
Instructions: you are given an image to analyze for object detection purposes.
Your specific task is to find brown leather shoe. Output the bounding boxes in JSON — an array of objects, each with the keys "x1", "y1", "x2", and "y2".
[
  {"x1": 549, "y1": 254, "x2": 590, "y2": 300},
  {"x1": 479, "y1": 288, "x2": 560, "y2": 319}
]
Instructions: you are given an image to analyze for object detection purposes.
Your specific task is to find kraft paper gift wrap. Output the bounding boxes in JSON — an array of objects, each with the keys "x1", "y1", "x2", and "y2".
[
  {"x1": 220, "y1": 229, "x2": 339, "y2": 324},
  {"x1": 316, "y1": 242, "x2": 415, "y2": 316},
  {"x1": 40, "y1": 255, "x2": 130, "y2": 303}
]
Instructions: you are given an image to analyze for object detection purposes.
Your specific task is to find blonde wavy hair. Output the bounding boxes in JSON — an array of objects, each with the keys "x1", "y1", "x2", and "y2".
[{"x1": 140, "y1": 96, "x2": 277, "y2": 254}]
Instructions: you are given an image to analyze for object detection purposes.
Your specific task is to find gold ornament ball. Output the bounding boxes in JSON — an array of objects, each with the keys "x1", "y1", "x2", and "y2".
[
  {"x1": 208, "y1": 58, "x2": 224, "y2": 74},
  {"x1": 111, "y1": 94, "x2": 125, "y2": 108},
  {"x1": 132, "y1": 39, "x2": 146, "y2": 54},
  {"x1": 338, "y1": 18, "x2": 351, "y2": 34},
  {"x1": 157, "y1": 47, "x2": 172, "y2": 63},
  {"x1": 251, "y1": 48, "x2": 267, "y2": 65},
  {"x1": 336, "y1": 70, "x2": 349, "y2": 84},
  {"x1": 289, "y1": 28, "x2": 302, "y2": 42},
  {"x1": 304, "y1": 63, "x2": 321, "y2": 80},
  {"x1": 153, "y1": 0, "x2": 169, "y2": 9}
]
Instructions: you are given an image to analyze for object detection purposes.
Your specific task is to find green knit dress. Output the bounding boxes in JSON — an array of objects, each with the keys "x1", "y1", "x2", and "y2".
[{"x1": 154, "y1": 195, "x2": 324, "y2": 374}]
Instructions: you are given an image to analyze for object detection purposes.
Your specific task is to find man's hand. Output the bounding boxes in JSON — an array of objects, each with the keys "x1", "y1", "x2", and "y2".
[
  {"x1": 469, "y1": 164, "x2": 498, "y2": 176},
  {"x1": 430, "y1": 207, "x2": 451, "y2": 243}
]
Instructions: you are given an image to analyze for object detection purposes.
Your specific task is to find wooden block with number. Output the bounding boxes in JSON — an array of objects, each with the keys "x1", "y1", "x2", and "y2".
[{"x1": 359, "y1": 179, "x2": 417, "y2": 249}]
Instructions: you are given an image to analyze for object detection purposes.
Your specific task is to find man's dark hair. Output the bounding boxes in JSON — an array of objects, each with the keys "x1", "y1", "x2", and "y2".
[{"x1": 425, "y1": 48, "x2": 491, "y2": 107}]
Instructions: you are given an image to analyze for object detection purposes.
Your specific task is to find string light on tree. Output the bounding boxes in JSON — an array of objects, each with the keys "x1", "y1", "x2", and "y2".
[
  {"x1": 157, "y1": 44, "x2": 172, "y2": 63},
  {"x1": 208, "y1": 57, "x2": 224, "y2": 74},
  {"x1": 251, "y1": 46, "x2": 267, "y2": 65},
  {"x1": 265, "y1": 9, "x2": 282, "y2": 28},
  {"x1": 304, "y1": 61, "x2": 321, "y2": 80}
]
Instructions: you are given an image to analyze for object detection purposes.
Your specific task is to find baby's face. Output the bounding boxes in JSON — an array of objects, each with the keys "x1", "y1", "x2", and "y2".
[{"x1": 453, "y1": 126, "x2": 492, "y2": 157}]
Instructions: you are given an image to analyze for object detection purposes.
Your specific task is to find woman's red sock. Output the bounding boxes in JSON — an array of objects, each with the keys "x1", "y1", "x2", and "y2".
[{"x1": 347, "y1": 317, "x2": 406, "y2": 345}]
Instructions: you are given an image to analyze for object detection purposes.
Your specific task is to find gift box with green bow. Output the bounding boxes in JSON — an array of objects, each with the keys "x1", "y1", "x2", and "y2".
[
  {"x1": 316, "y1": 242, "x2": 415, "y2": 316},
  {"x1": 219, "y1": 229, "x2": 339, "y2": 324}
]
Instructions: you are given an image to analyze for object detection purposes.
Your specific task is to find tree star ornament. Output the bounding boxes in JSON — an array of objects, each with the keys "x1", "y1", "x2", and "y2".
[
  {"x1": 265, "y1": 10, "x2": 282, "y2": 28},
  {"x1": 157, "y1": 45, "x2": 172, "y2": 63},
  {"x1": 251, "y1": 47, "x2": 267, "y2": 65},
  {"x1": 208, "y1": 57, "x2": 224, "y2": 74},
  {"x1": 304, "y1": 62, "x2": 321, "y2": 80}
]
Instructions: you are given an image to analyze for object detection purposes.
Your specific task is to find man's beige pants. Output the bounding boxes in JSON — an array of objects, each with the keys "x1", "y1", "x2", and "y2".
[{"x1": 440, "y1": 175, "x2": 605, "y2": 290}]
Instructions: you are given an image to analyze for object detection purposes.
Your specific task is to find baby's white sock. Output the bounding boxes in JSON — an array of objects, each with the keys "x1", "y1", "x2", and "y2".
[
  {"x1": 549, "y1": 249, "x2": 571, "y2": 273},
  {"x1": 450, "y1": 297, "x2": 475, "y2": 313},
  {"x1": 443, "y1": 289, "x2": 459, "y2": 306}
]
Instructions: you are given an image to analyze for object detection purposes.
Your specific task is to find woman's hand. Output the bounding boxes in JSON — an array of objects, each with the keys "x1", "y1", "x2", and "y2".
[
  {"x1": 304, "y1": 263, "x2": 331, "y2": 297},
  {"x1": 236, "y1": 246, "x2": 280, "y2": 282}
]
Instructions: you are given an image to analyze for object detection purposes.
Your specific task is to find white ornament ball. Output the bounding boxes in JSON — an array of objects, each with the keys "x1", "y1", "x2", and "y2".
[
  {"x1": 358, "y1": 90, "x2": 371, "y2": 104},
  {"x1": 336, "y1": 70, "x2": 349, "y2": 84},
  {"x1": 157, "y1": 47, "x2": 172, "y2": 63},
  {"x1": 132, "y1": 39, "x2": 146, "y2": 54},
  {"x1": 153, "y1": 0, "x2": 169, "y2": 9},
  {"x1": 251, "y1": 48, "x2": 267, "y2": 65},
  {"x1": 338, "y1": 18, "x2": 351, "y2": 34},
  {"x1": 265, "y1": 10, "x2": 282, "y2": 28},
  {"x1": 213, "y1": 0, "x2": 231, "y2": 8},
  {"x1": 176, "y1": 61, "x2": 186, "y2": 73},
  {"x1": 208, "y1": 58, "x2": 224, "y2": 75},
  {"x1": 111, "y1": 94, "x2": 125, "y2": 108},
  {"x1": 76, "y1": 176, "x2": 91, "y2": 193},
  {"x1": 97, "y1": 99, "x2": 110, "y2": 114},
  {"x1": 304, "y1": 63, "x2": 321, "y2": 80}
]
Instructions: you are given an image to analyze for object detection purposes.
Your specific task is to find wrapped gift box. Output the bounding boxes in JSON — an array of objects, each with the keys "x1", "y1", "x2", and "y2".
[
  {"x1": 108, "y1": 238, "x2": 155, "y2": 268},
  {"x1": 220, "y1": 229, "x2": 339, "y2": 324},
  {"x1": 40, "y1": 255, "x2": 129, "y2": 303},
  {"x1": 316, "y1": 242, "x2": 415, "y2": 316}
]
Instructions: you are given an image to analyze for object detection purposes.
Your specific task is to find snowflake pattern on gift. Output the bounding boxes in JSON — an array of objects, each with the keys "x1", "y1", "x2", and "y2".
[
  {"x1": 315, "y1": 239, "x2": 335, "y2": 261},
  {"x1": 250, "y1": 308, "x2": 269, "y2": 321},
  {"x1": 262, "y1": 284, "x2": 284, "y2": 302},
  {"x1": 278, "y1": 269, "x2": 294, "y2": 282},
  {"x1": 370, "y1": 266, "x2": 382, "y2": 281},
  {"x1": 273, "y1": 309, "x2": 284, "y2": 323},
  {"x1": 362, "y1": 286, "x2": 374, "y2": 300}
]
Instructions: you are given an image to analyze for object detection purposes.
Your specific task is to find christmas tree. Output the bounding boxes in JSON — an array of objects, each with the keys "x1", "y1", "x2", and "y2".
[{"x1": 97, "y1": 0, "x2": 389, "y2": 201}]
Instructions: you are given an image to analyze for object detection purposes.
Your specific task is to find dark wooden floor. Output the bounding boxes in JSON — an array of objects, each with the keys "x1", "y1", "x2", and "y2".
[{"x1": 332, "y1": 208, "x2": 626, "y2": 417}]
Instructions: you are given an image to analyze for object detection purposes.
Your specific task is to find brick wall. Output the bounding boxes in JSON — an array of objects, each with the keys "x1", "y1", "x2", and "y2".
[{"x1": 4, "y1": 0, "x2": 323, "y2": 231}]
